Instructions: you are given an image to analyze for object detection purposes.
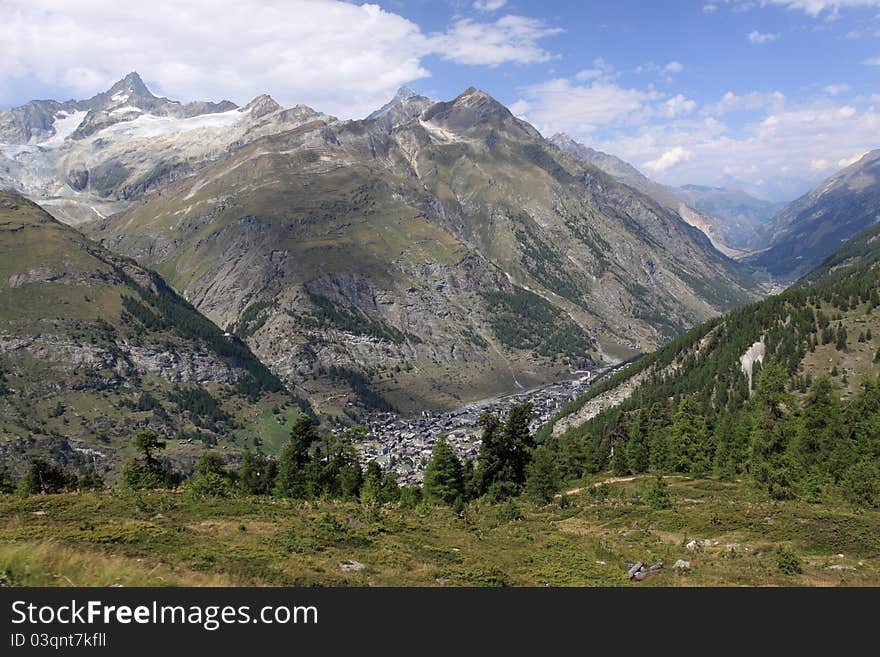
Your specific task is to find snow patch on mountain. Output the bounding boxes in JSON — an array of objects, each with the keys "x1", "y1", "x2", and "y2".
[
  {"x1": 39, "y1": 111, "x2": 88, "y2": 148},
  {"x1": 110, "y1": 105, "x2": 144, "y2": 115},
  {"x1": 99, "y1": 107, "x2": 252, "y2": 140}
]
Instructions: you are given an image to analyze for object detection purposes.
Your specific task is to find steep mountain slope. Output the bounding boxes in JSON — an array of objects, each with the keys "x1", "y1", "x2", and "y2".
[
  {"x1": 798, "y1": 221, "x2": 880, "y2": 287},
  {"x1": 0, "y1": 192, "x2": 300, "y2": 479},
  {"x1": 549, "y1": 133, "x2": 741, "y2": 257},
  {"x1": 87, "y1": 87, "x2": 759, "y2": 414},
  {"x1": 673, "y1": 184, "x2": 784, "y2": 251},
  {"x1": 0, "y1": 72, "x2": 329, "y2": 225},
  {"x1": 540, "y1": 221, "x2": 880, "y2": 505},
  {"x1": 745, "y1": 150, "x2": 880, "y2": 283}
]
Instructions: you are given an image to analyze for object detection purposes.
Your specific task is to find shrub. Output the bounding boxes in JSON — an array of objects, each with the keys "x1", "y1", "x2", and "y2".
[
  {"x1": 775, "y1": 546, "x2": 803, "y2": 575},
  {"x1": 646, "y1": 474, "x2": 673, "y2": 510},
  {"x1": 187, "y1": 472, "x2": 234, "y2": 498}
]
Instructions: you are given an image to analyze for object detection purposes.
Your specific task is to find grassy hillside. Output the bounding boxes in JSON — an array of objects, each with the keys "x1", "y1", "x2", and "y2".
[
  {"x1": 0, "y1": 192, "x2": 305, "y2": 480},
  {"x1": 0, "y1": 476, "x2": 877, "y2": 586}
]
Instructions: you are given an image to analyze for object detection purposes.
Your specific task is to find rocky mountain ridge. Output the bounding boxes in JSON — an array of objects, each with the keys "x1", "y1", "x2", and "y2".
[{"x1": 82, "y1": 85, "x2": 761, "y2": 414}]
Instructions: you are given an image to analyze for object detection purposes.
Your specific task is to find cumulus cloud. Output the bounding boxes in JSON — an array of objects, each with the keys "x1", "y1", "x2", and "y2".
[
  {"x1": 574, "y1": 57, "x2": 616, "y2": 81},
  {"x1": 824, "y1": 83, "x2": 850, "y2": 95},
  {"x1": 594, "y1": 101, "x2": 880, "y2": 199},
  {"x1": 700, "y1": 90, "x2": 786, "y2": 116},
  {"x1": 762, "y1": 1, "x2": 880, "y2": 17},
  {"x1": 473, "y1": 0, "x2": 508, "y2": 11},
  {"x1": 0, "y1": 0, "x2": 562, "y2": 118},
  {"x1": 512, "y1": 78, "x2": 662, "y2": 135},
  {"x1": 634, "y1": 61, "x2": 686, "y2": 79},
  {"x1": 430, "y1": 15, "x2": 563, "y2": 67},
  {"x1": 748, "y1": 30, "x2": 781, "y2": 43},
  {"x1": 644, "y1": 146, "x2": 694, "y2": 172},
  {"x1": 663, "y1": 94, "x2": 697, "y2": 118}
]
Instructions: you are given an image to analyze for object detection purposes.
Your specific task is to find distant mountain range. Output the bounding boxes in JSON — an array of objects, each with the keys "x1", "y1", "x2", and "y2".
[
  {"x1": 4, "y1": 72, "x2": 880, "y2": 491},
  {"x1": 0, "y1": 72, "x2": 322, "y2": 225},
  {"x1": 549, "y1": 133, "x2": 783, "y2": 257},
  {"x1": 0, "y1": 75, "x2": 761, "y2": 418},
  {"x1": 7, "y1": 73, "x2": 880, "y2": 423},
  {"x1": 745, "y1": 149, "x2": 880, "y2": 283},
  {"x1": 672, "y1": 184, "x2": 784, "y2": 252}
]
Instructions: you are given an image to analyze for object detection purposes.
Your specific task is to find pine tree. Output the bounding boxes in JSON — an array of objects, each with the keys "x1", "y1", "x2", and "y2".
[
  {"x1": 524, "y1": 446, "x2": 560, "y2": 505},
  {"x1": 748, "y1": 359, "x2": 796, "y2": 500},
  {"x1": 476, "y1": 403, "x2": 535, "y2": 499},
  {"x1": 610, "y1": 426, "x2": 630, "y2": 476},
  {"x1": 625, "y1": 410, "x2": 651, "y2": 473},
  {"x1": 646, "y1": 474, "x2": 672, "y2": 510},
  {"x1": 836, "y1": 325, "x2": 848, "y2": 351},
  {"x1": 122, "y1": 431, "x2": 174, "y2": 490},
  {"x1": 423, "y1": 438, "x2": 464, "y2": 506},
  {"x1": 275, "y1": 415, "x2": 318, "y2": 498},
  {"x1": 668, "y1": 395, "x2": 711, "y2": 475},
  {"x1": 18, "y1": 458, "x2": 73, "y2": 495},
  {"x1": 238, "y1": 451, "x2": 277, "y2": 495},
  {"x1": 475, "y1": 412, "x2": 508, "y2": 496},
  {"x1": 713, "y1": 412, "x2": 750, "y2": 479},
  {"x1": 504, "y1": 402, "x2": 535, "y2": 486}
]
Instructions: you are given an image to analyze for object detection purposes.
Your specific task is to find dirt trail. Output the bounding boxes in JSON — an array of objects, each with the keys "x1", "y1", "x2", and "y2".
[{"x1": 556, "y1": 475, "x2": 639, "y2": 497}]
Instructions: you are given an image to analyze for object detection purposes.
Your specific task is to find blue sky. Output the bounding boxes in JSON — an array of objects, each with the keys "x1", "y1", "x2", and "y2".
[{"x1": 3, "y1": 0, "x2": 880, "y2": 199}]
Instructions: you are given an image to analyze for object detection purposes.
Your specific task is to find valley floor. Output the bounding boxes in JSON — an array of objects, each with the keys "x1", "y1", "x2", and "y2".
[{"x1": 1, "y1": 475, "x2": 877, "y2": 587}]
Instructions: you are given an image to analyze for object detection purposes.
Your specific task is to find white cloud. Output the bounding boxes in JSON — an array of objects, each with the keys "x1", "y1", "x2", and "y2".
[
  {"x1": 663, "y1": 94, "x2": 697, "y2": 118},
  {"x1": 473, "y1": 0, "x2": 508, "y2": 11},
  {"x1": 748, "y1": 30, "x2": 781, "y2": 43},
  {"x1": 594, "y1": 100, "x2": 880, "y2": 199},
  {"x1": 428, "y1": 15, "x2": 563, "y2": 67},
  {"x1": 865, "y1": 57, "x2": 880, "y2": 65},
  {"x1": 700, "y1": 90, "x2": 786, "y2": 116},
  {"x1": 824, "y1": 83, "x2": 850, "y2": 95},
  {"x1": 703, "y1": 3, "x2": 720, "y2": 13},
  {"x1": 644, "y1": 146, "x2": 694, "y2": 172},
  {"x1": 0, "y1": 0, "x2": 562, "y2": 118},
  {"x1": 574, "y1": 57, "x2": 615, "y2": 81},
  {"x1": 512, "y1": 78, "x2": 661, "y2": 135},
  {"x1": 634, "y1": 61, "x2": 685, "y2": 78},
  {"x1": 762, "y1": 1, "x2": 880, "y2": 17}
]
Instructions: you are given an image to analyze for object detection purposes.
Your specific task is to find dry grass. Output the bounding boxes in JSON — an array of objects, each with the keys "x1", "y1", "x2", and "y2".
[{"x1": 0, "y1": 540, "x2": 238, "y2": 587}]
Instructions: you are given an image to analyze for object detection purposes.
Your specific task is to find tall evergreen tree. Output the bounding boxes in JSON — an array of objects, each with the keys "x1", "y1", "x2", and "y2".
[
  {"x1": 423, "y1": 438, "x2": 464, "y2": 506},
  {"x1": 275, "y1": 415, "x2": 318, "y2": 498},
  {"x1": 238, "y1": 451, "x2": 277, "y2": 495},
  {"x1": 625, "y1": 409, "x2": 651, "y2": 473},
  {"x1": 748, "y1": 359, "x2": 796, "y2": 500},
  {"x1": 610, "y1": 426, "x2": 630, "y2": 476},
  {"x1": 669, "y1": 395, "x2": 712, "y2": 475},
  {"x1": 524, "y1": 446, "x2": 561, "y2": 505},
  {"x1": 504, "y1": 402, "x2": 535, "y2": 485},
  {"x1": 475, "y1": 411, "x2": 505, "y2": 494}
]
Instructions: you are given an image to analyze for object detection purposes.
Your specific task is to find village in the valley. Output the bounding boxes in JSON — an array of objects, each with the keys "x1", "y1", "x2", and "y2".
[{"x1": 345, "y1": 373, "x2": 598, "y2": 486}]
